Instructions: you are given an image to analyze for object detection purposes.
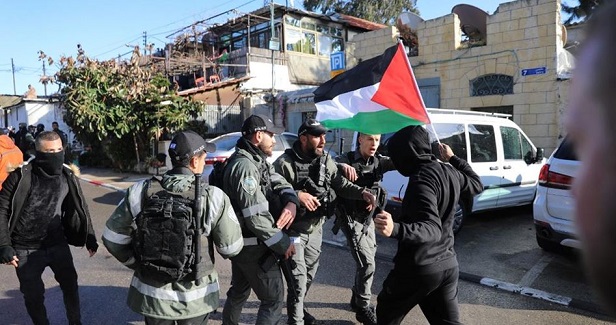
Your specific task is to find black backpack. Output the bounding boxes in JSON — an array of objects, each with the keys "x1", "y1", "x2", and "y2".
[
  {"x1": 208, "y1": 160, "x2": 227, "y2": 188},
  {"x1": 132, "y1": 177, "x2": 207, "y2": 283}
]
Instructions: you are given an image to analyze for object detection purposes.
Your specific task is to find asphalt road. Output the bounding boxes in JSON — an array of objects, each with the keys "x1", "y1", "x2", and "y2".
[{"x1": 0, "y1": 177, "x2": 615, "y2": 324}]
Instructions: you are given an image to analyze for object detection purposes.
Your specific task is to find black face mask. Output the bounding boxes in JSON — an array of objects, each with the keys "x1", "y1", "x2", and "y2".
[{"x1": 35, "y1": 151, "x2": 65, "y2": 175}]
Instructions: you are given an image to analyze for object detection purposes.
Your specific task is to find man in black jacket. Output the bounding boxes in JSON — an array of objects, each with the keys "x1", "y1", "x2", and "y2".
[
  {"x1": 373, "y1": 125, "x2": 482, "y2": 325},
  {"x1": 0, "y1": 131, "x2": 98, "y2": 325}
]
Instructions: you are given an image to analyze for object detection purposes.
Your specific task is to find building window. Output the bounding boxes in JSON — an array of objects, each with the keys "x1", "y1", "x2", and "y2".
[
  {"x1": 220, "y1": 19, "x2": 280, "y2": 51},
  {"x1": 284, "y1": 16, "x2": 343, "y2": 56},
  {"x1": 470, "y1": 74, "x2": 513, "y2": 96}
]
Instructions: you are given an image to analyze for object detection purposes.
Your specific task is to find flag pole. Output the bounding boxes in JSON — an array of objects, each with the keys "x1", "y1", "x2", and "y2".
[{"x1": 397, "y1": 40, "x2": 441, "y2": 145}]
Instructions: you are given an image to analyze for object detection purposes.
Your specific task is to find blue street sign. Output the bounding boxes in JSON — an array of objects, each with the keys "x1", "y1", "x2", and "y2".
[
  {"x1": 521, "y1": 67, "x2": 547, "y2": 76},
  {"x1": 330, "y1": 51, "x2": 345, "y2": 71}
]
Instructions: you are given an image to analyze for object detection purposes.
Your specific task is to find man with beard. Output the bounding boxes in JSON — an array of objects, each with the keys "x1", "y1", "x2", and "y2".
[
  {"x1": 564, "y1": 2, "x2": 616, "y2": 316},
  {"x1": 373, "y1": 125, "x2": 482, "y2": 324},
  {"x1": 222, "y1": 115, "x2": 299, "y2": 324},
  {"x1": 0, "y1": 131, "x2": 98, "y2": 325},
  {"x1": 334, "y1": 133, "x2": 396, "y2": 325},
  {"x1": 273, "y1": 119, "x2": 376, "y2": 325}
]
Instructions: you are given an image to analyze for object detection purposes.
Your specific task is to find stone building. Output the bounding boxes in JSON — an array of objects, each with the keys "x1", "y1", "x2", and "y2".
[{"x1": 283, "y1": 0, "x2": 571, "y2": 154}]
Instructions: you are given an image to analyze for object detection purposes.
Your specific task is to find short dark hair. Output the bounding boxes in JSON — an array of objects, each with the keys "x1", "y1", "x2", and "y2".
[{"x1": 35, "y1": 131, "x2": 61, "y2": 150}]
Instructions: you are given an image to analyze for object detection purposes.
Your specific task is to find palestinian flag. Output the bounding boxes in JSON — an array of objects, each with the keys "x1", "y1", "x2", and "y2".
[{"x1": 314, "y1": 42, "x2": 430, "y2": 135}]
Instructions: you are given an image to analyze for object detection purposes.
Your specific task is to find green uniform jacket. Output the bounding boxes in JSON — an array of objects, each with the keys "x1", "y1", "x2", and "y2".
[
  {"x1": 273, "y1": 143, "x2": 367, "y2": 234},
  {"x1": 222, "y1": 139, "x2": 299, "y2": 256},
  {"x1": 102, "y1": 169, "x2": 243, "y2": 320}
]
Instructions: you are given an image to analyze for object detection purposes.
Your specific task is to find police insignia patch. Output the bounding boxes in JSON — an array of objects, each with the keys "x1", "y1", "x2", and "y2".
[{"x1": 242, "y1": 176, "x2": 258, "y2": 195}]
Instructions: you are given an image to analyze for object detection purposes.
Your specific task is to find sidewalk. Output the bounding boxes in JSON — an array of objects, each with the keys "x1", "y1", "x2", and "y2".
[{"x1": 77, "y1": 167, "x2": 151, "y2": 192}]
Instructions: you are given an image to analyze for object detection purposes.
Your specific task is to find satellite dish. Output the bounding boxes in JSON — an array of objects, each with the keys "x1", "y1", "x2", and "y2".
[
  {"x1": 397, "y1": 12, "x2": 424, "y2": 30},
  {"x1": 560, "y1": 24, "x2": 567, "y2": 47},
  {"x1": 452, "y1": 4, "x2": 488, "y2": 42}
]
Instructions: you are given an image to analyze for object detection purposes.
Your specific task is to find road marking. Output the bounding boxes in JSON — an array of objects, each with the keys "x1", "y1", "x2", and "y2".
[
  {"x1": 480, "y1": 277, "x2": 572, "y2": 305},
  {"x1": 518, "y1": 254, "x2": 553, "y2": 287}
]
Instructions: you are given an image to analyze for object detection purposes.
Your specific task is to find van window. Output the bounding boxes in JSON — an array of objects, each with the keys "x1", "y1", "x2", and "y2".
[
  {"x1": 469, "y1": 124, "x2": 497, "y2": 162},
  {"x1": 501, "y1": 126, "x2": 532, "y2": 160},
  {"x1": 427, "y1": 123, "x2": 467, "y2": 160}
]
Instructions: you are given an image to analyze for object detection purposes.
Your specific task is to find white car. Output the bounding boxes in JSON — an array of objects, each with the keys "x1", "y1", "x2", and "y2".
[
  {"x1": 204, "y1": 131, "x2": 337, "y2": 179},
  {"x1": 533, "y1": 136, "x2": 580, "y2": 251},
  {"x1": 204, "y1": 132, "x2": 299, "y2": 178},
  {"x1": 353, "y1": 108, "x2": 545, "y2": 234}
]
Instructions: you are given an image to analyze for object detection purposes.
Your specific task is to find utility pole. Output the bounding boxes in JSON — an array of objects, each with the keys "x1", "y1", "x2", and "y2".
[
  {"x1": 143, "y1": 31, "x2": 147, "y2": 55},
  {"x1": 11, "y1": 58, "x2": 16, "y2": 95},
  {"x1": 42, "y1": 60, "x2": 47, "y2": 96},
  {"x1": 269, "y1": 0, "x2": 276, "y2": 116}
]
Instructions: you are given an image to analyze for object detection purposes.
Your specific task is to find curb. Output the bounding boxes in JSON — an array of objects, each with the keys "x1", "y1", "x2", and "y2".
[{"x1": 321, "y1": 238, "x2": 608, "y2": 317}]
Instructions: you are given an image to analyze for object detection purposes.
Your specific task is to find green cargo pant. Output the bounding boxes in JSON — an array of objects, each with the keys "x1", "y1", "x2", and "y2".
[
  {"x1": 286, "y1": 224, "x2": 323, "y2": 325},
  {"x1": 222, "y1": 243, "x2": 284, "y2": 325},
  {"x1": 341, "y1": 217, "x2": 377, "y2": 309}
]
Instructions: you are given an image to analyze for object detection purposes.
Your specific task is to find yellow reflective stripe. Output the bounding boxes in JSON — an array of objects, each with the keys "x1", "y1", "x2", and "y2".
[
  {"x1": 123, "y1": 256, "x2": 136, "y2": 266},
  {"x1": 102, "y1": 226, "x2": 132, "y2": 245},
  {"x1": 243, "y1": 237, "x2": 259, "y2": 246},
  {"x1": 264, "y1": 230, "x2": 283, "y2": 247},
  {"x1": 217, "y1": 237, "x2": 244, "y2": 255},
  {"x1": 280, "y1": 188, "x2": 295, "y2": 196},
  {"x1": 128, "y1": 182, "x2": 146, "y2": 218},
  {"x1": 241, "y1": 201, "x2": 269, "y2": 218},
  {"x1": 130, "y1": 277, "x2": 219, "y2": 302}
]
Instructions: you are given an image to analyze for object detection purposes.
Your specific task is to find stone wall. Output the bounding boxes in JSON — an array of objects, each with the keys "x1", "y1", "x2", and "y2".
[{"x1": 347, "y1": 0, "x2": 569, "y2": 154}]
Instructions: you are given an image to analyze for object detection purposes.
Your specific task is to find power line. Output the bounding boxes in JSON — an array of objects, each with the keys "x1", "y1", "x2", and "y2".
[
  {"x1": 91, "y1": 35, "x2": 143, "y2": 59},
  {"x1": 91, "y1": 0, "x2": 259, "y2": 60},
  {"x1": 165, "y1": 0, "x2": 260, "y2": 38}
]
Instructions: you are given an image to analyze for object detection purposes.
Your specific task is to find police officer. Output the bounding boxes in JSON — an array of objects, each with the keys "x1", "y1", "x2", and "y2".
[
  {"x1": 222, "y1": 114, "x2": 299, "y2": 325},
  {"x1": 102, "y1": 130, "x2": 243, "y2": 324},
  {"x1": 273, "y1": 119, "x2": 376, "y2": 325},
  {"x1": 335, "y1": 133, "x2": 395, "y2": 325}
]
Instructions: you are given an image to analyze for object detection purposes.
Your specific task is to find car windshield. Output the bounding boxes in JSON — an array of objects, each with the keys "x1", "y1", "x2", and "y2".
[
  {"x1": 554, "y1": 136, "x2": 577, "y2": 161},
  {"x1": 211, "y1": 134, "x2": 240, "y2": 151}
]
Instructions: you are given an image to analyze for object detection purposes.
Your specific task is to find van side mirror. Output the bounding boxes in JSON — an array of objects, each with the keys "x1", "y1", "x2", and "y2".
[
  {"x1": 524, "y1": 148, "x2": 545, "y2": 165},
  {"x1": 535, "y1": 148, "x2": 544, "y2": 162}
]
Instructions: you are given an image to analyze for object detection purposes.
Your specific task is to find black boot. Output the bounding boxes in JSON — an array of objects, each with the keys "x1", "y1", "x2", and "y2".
[
  {"x1": 355, "y1": 305, "x2": 377, "y2": 325},
  {"x1": 350, "y1": 292, "x2": 359, "y2": 312},
  {"x1": 304, "y1": 308, "x2": 317, "y2": 325}
]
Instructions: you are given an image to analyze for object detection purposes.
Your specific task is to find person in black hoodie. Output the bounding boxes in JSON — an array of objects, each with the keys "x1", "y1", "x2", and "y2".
[
  {"x1": 373, "y1": 125, "x2": 482, "y2": 325},
  {"x1": 0, "y1": 131, "x2": 98, "y2": 325}
]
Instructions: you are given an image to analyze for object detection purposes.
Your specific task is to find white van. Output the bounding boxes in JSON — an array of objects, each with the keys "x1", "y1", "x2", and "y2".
[{"x1": 351, "y1": 108, "x2": 545, "y2": 233}]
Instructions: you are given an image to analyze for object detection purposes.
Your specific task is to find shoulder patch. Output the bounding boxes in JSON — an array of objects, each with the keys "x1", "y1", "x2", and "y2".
[{"x1": 241, "y1": 176, "x2": 258, "y2": 195}]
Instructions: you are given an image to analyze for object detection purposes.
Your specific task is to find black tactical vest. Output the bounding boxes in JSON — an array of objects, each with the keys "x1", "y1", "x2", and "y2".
[
  {"x1": 291, "y1": 153, "x2": 337, "y2": 221},
  {"x1": 341, "y1": 151, "x2": 384, "y2": 219}
]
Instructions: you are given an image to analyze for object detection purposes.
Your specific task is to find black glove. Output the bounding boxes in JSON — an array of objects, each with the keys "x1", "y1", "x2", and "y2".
[
  {"x1": 86, "y1": 234, "x2": 98, "y2": 253},
  {"x1": 0, "y1": 245, "x2": 16, "y2": 264}
]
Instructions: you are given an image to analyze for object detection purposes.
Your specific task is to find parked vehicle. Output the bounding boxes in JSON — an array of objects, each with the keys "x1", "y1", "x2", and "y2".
[
  {"x1": 204, "y1": 131, "x2": 336, "y2": 179},
  {"x1": 204, "y1": 132, "x2": 298, "y2": 178},
  {"x1": 533, "y1": 136, "x2": 579, "y2": 251},
  {"x1": 351, "y1": 108, "x2": 545, "y2": 234}
]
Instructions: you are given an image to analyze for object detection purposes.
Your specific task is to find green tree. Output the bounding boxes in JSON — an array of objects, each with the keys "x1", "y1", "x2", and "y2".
[
  {"x1": 303, "y1": 0, "x2": 419, "y2": 25},
  {"x1": 562, "y1": 0, "x2": 604, "y2": 24},
  {"x1": 47, "y1": 45, "x2": 202, "y2": 171}
]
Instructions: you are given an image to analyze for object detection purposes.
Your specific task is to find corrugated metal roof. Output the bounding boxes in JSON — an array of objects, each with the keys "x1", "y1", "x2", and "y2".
[
  {"x1": 177, "y1": 76, "x2": 251, "y2": 96},
  {"x1": 0, "y1": 95, "x2": 23, "y2": 109},
  {"x1": 337, "y1": 14, "x2": 386, "y2": 31},
  {"x1": 209, "y1": 4, "x2": 384, "y2": 35}
]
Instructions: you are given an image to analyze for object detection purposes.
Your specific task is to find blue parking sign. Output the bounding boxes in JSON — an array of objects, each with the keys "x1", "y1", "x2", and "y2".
[{"x1": 330, "y1": 51, "x2": 345, "y2": 71}]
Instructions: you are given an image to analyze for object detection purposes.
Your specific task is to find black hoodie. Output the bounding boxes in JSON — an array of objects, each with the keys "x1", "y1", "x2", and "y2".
[{"x1": 387, "y1": 125, "x2": 483, "y2": 274}]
